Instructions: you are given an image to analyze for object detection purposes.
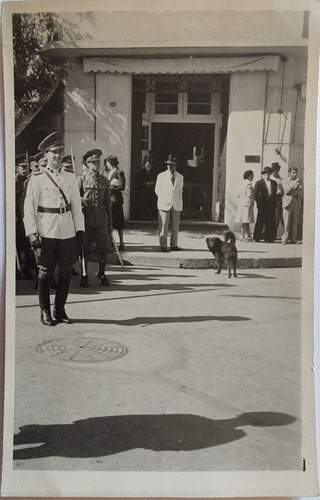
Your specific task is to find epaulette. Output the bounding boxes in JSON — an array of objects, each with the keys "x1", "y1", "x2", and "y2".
[{"x1": 34, "y1": 171, "x2": 44, "y2": 176}]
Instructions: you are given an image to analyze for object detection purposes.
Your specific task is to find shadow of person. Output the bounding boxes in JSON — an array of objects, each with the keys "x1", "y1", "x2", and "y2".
[
  {"x1": 72, "y1": 315, "x2": 251, "y2": 326},
  {"x1": 13, "y1": 412, "x2": 296, "y2": 461}
]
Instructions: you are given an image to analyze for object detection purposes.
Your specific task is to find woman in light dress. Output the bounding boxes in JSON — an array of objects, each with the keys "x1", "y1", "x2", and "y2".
[{"x1": 235, "y1": 170, "x2": 255, "y2": 241}]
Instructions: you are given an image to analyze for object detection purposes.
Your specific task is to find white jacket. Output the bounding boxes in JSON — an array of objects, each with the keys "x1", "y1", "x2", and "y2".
[
  {"x1": 24, "y1": 167, "x2": 84, "y2": 239},
  {"x1": 155, "y1": 169, "x2": 184, "y2": 212}
]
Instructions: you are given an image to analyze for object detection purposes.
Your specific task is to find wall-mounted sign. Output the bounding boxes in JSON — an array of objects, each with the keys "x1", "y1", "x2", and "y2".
[{"x1": 245, "y1": 155, "x2": 260, "y2": 163}]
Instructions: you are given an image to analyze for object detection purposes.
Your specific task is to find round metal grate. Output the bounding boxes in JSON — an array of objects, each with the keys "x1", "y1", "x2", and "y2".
[{"x1": 36, "y1": 337, "x2": 128, "y2": 363}]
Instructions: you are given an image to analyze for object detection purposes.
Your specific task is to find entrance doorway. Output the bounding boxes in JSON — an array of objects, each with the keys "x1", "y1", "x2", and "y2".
[{"x1": 151, "y1": 123, "x2": 215, "y2": 220}]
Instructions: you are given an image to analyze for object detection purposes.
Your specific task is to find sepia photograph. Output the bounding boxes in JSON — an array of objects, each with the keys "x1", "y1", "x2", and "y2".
[{"x1": 0, "y1": 0, "x2": 319, "y2": 496}]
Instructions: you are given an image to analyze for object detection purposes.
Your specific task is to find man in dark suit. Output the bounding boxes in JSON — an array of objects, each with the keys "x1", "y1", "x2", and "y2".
[{"x1": 253, "y1": 166, "x2": 277, "y2": 242}]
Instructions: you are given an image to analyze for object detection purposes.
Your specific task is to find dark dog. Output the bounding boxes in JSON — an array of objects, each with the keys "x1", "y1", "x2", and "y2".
[{"x1": 206, "y1": 231, "x2": 238, "y2": 278}]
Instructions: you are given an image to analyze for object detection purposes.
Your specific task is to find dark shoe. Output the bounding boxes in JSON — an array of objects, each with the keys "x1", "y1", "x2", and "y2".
[
  {"x1": 40, "y1": 310, "x2": 55, "y2": 326},
  {"x1": 119, "y1": 244, "x2": 125, "y2": 251},
  {"x1": 100, "y1": 275, "x2": 110, "y2": 286},
  {"x1": 160, "y1": 247, "x2": 168, "y2": 253},
  {"x1": 72, "y1": 266, "x2": 79, "y2": 276},
  {"x1": 52, "y1": 308, "x2": 73, "y2": 324},
  {"x1": 80, "y1": 276, "x2": 89, "y2": 288},
  {"x1": 170, "y1": 246, "x2": 182, "y2": 251}
]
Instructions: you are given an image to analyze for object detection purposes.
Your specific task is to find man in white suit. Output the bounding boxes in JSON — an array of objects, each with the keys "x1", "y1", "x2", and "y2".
[{"x1": 155, "y1": 154, "x2": 184, "y2": 252}]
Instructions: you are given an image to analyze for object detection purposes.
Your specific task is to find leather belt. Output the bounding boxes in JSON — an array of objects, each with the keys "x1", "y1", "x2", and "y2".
[{"x1": 38, "y1": 204, "x2": 71, "y2": 214}]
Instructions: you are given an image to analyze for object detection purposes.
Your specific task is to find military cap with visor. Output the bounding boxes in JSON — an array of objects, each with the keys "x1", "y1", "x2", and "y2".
[
  {"x1": 83, "y1": 149, "x2": 102, "y2": 164},
  {"x1": 38, "y1": 132, "x2": 64, "y2": 152},
  {"x1": 61, "y1": 155, "x2": 75, "y2": 169},
  {"x1": 15, "y1": 154, "x2": 28, "y2": 166}
]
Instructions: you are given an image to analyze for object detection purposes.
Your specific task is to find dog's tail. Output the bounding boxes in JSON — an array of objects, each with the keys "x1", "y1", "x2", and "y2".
[{"x1": 224, "y1": 231, "x2": 236, "y2": 245}]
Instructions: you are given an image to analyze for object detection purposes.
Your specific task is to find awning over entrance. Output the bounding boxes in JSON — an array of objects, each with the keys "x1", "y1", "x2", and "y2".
[{"x1": 83, "y1": 55, "x2": 280, "y2": 74}]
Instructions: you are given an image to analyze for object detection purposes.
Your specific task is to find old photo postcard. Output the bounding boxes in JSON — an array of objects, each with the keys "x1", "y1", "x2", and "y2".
[{"x1": 0, "y1": 0, "x2": 319, "y2": 496}]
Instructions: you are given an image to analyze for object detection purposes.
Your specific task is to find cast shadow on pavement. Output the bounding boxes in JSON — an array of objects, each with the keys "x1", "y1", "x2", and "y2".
[
  {"x1": 13, "y1": 411, "x2": 296, "y2": 461},
  {"x1": 72, "y1": 314, "x2": 251, "y2": 326},
  {"x1": 16, "y1": 283, "x2": 236, "y2": 308},
  {"x1": 236, "y1": 273, "x2": 276, "y2": 279},
  {"x1": 16, "y1": 272, "x2": 201, "y2": 297}
]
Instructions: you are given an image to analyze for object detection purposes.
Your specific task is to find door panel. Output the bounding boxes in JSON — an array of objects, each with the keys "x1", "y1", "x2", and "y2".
[{"x1": 151, "y1": 123, "x2": 215, "y2": 220}]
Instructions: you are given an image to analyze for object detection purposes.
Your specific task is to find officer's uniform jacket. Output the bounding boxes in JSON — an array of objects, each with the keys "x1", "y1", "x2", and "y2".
[
  {"x1": 78, "y1": 172, "x2": 112, "y2": 227},
  {"x1": 23, "y1": 166, "x2": 84, "y2": 239}
]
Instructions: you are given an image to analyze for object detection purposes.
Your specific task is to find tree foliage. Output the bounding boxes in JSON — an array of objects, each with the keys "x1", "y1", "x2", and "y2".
[{"x1": 13, "y1": 13, "x2": 64, "y2": 113}]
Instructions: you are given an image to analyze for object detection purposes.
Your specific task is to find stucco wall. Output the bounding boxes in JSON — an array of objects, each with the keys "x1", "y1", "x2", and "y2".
[
  {"x1": 225, "y1": 72, "x2": 266, "y2": 228},
  {"x1": 64, "y1": 58, "x2": 96, "y2": 171},
  {"x1": 225, "y1": 54, "x2": 306, "y2": 229},
  {"x1": 96, "y1": 73, "x2": 132, "y2": 220},
  {"x1": 64, "y1": 60, "x2": 132, "y2": 219}
]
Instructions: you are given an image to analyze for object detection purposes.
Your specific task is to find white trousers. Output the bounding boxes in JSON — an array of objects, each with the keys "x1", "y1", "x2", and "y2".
[{"x1": 158, "y1": 207, "x2": 181, "y2": 248}]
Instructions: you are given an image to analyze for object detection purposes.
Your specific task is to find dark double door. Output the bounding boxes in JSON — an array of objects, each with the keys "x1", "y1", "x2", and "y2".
[{"x1": 151, "y1": 123, "x2": 215, "y2": 220}]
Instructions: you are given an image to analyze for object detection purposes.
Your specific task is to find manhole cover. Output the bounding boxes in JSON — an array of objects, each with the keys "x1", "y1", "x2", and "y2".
[{"x1": 36, "y1": 337, "x2": 128, "y2": 363}]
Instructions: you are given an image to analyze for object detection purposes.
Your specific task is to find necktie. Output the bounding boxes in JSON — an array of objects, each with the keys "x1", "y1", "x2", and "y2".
[{"x1": 171, "y1": 173, "x2": 175, "y2": 186}]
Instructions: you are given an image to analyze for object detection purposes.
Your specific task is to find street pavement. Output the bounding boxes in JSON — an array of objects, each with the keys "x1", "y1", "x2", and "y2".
[{"x1": 13, "y1": 264, "x2": 301, "y2": 472}]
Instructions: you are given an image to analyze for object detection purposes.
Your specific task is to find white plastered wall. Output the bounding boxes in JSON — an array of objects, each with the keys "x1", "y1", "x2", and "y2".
[
  {"x1": 225, "y1": 72, "x2": 266, "y2": 229},
  {"x1": 63, "y1": 60, "x2": 132, "y2": 219},
  {"x1": 95, "y1": 73, "x2": 132, "y2": 220}
]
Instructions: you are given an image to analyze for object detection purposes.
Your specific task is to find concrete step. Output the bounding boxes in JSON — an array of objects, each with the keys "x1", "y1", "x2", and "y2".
[
  {"x1": 128, "y1": 220, "x2": 229, "y2": 233},
  {"x1": 117, "y1": 253, "x2": 301, "y2": 269},
  {"x1": 94, "y1": 228, "x2": 302, "y2": 269}
]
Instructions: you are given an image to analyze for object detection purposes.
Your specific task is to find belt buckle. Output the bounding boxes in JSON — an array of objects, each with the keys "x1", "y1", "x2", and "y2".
[{"x1": 60, "y1": 206, "x2": 65, "y2": 214}]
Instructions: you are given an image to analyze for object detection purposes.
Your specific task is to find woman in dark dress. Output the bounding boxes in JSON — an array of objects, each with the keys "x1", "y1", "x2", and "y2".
[{"x1": 104, "y1": 155, "x2": 126, "y2": 250}]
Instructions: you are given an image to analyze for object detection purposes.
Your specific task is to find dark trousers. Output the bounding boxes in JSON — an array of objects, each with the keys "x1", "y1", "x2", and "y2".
[
  {"x1": 34, "y1": 236, "x2": 78, "y2": 312},
  {"x1": 82, "y1": 224, "x2": 110, "y2": 275},
  {"x1": 253, "y1": 201, "x2": 276, "y2": 242}
]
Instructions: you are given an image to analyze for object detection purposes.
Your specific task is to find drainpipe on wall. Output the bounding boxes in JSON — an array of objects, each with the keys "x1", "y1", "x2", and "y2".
[{"x1": 261, "y1": 71, "x2": 269, "y2": 170}]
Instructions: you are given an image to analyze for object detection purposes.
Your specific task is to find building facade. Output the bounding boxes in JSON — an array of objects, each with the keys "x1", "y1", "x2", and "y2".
[{"x1": 19, "y1": 7, "x2": 308, "y2": 228}]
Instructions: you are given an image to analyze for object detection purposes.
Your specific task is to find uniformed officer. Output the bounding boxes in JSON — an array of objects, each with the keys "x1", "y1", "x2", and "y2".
[
  {"x1": 29, "y1": 156, "x2": 40, "y2": 174},
  {"x1": 15, "y1": 154, "x2": 35, "y2": 279},
  {"x1": 78, "y1": 149, "x2": 113, "y2": 287},
  {"x1": 23, "y1": 132, "x2": 85, "y2": 326},
  {"x1": 61, "y1": 155, "x2": 75, "y2": 173},
  {"x1": 35, "y1": 152, "x2": 47, "y2": 172}
]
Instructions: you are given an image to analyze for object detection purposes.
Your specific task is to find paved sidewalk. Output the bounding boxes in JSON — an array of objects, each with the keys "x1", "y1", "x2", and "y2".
[
  {"x1": 13, "y1": 266, "x2": 301, "y2": 476},
  {"x1": 110, "y1": 226, "x2": 302, "y2": 269}
]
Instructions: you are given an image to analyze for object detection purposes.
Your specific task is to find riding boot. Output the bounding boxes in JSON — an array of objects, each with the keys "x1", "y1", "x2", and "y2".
[
  {"x1": 53, "y1": 278, "x2": 72, "y2": 324},
  {"x1": 97, "y1": 260, "x2": 109, "y2": 286},
  {"x1": 38, "y1": 277, "x2": 55, "y2": 326}
]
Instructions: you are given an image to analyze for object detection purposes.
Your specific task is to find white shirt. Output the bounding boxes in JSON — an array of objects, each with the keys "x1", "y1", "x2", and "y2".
[
  {"x1": 264, "y1": 177, "x2": 271, "y2": 195},
  {"x1": 23, "y1": 166, "x2": 84, "y2": 239}
]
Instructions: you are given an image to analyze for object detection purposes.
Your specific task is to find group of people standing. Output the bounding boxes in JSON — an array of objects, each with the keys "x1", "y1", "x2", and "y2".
[
  {"x1": 235, "y1": 162, "x2": 303, "y2": 244},
  {"x1": 15, "y1": 131, "x2": 304, "y2": 327},
  {"x1": 16, "y1": 132, "x2": 126, "y2": 326}
]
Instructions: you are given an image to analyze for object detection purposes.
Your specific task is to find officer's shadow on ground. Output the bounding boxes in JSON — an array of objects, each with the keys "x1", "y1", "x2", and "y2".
[
  {"x1": 15, "y1": 269, "x2": 207, "y2": 297},
  {"x1": 72, "y1": 314, "x2": 251, "y2": 326},
  {"x1": 13, "y1": 411, "x2": 296, "y2": 462}
]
